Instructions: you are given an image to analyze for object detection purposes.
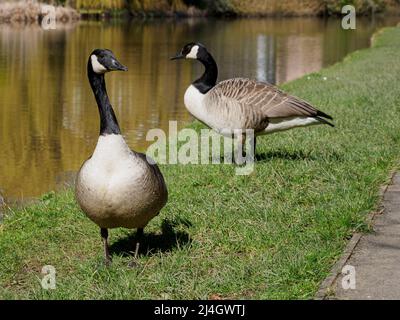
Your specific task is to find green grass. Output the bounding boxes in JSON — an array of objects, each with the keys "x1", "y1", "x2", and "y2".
[{"x1": 1, "y1": 26, "x2": 400, "y2": 299}]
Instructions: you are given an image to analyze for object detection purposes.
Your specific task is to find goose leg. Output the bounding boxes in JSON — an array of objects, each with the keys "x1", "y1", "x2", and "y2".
[
  {"x1": 251, "y1": 136, "x2": 257, "y2": 161},
  {"x1": 244, "y1": 134, "x2": 256, "y2": 162},
  {"x1": 128, "y1": 228, "x2": 144, "y2": 268},
  {"x1": 234, "y1": 134, "x2": 246, "y2": 165},
  {"x1": 100, "y1": 228, "x2": 111, "y2": 266},
  {"x1": 134, "y1": 228, "x2": 144, "y2": 259}
]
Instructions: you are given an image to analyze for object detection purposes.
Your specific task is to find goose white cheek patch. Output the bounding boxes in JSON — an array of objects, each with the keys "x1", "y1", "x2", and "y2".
[
  {"x1": 91, "y1": 55, "x2": 107, "y2": 74},
  {"x1": 186, "y1": 45, "x2": 199, "y2": 59}
]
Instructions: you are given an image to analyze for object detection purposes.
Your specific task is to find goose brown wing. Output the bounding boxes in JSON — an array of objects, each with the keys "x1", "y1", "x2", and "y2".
[{"x1": 206, "y1": 78, "x2": 333, "y2": 124}]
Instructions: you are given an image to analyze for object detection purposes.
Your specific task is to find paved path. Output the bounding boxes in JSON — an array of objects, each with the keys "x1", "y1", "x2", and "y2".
[{"x1": 328, "y1": 173, "x2": 400, "y2": 299}]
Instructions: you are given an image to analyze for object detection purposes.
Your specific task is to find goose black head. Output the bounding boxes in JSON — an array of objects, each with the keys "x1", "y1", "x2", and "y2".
[
  {"x1": 89, "y1": 49, "x2": 128, "y2": 74},
  {"x1": 170, "y1": 42, "x2": 208, "y2": 61}
]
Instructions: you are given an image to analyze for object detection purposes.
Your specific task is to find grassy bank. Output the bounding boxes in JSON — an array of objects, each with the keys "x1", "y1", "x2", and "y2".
[
  {"x1": 207, "y1": 0, "x2": 400, "y2": 16},
  {"x1": 1, "y1": 26, "x2": 400, "y2": 299},
  {"x1": 73, "y1": 0, "x2": 192, "y2": 17},
  {"x1": 58, "y1": 0, "x2": 400, "y2": 17},
  {"x1": 77, "y1": 0, "x2": 400, "y2": 17}
]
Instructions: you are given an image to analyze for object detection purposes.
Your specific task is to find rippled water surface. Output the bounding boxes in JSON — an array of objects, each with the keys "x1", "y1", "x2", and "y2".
[{"x1": 0, "y1": 17, "x2": 398, "y2": 199}]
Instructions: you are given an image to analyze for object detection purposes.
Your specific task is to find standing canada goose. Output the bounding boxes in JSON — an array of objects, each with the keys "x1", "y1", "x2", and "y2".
[
  {"x1": 171, "y1": 42, "x2": 334, "y2": 159},
  {"x1": 76, "y1": 49, "x2": 168, "y2": 266}
]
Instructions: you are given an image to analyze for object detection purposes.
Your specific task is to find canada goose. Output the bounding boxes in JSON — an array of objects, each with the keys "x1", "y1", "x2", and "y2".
[
  {"x1": 171, "y1": 43, "x2": 334, "y2": 159},
  {"x1": 75, "y1": 49, "x2": 168, "y2": 266}
]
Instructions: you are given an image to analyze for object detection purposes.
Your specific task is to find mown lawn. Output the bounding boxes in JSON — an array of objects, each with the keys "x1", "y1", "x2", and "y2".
[{"x1": 1, "y1": 27, "x2": 400, "y2": 299}]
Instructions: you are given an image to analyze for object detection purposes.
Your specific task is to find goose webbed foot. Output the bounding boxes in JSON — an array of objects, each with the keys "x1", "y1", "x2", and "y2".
[
  {"x1": 101, "y1": 228, "x2": 112, "y2": 267},
  {"x1": 128, "y1": 228, "x2": 144, "y2": 268}
]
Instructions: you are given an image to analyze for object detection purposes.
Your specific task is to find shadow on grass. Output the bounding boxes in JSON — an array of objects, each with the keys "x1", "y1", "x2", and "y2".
[
  {"x1": 255, "y1": 150, "x2": 317, "y2": 162},
  {"x1": 109, "y1": 218, "x2": 192, "y2": 258},
  {"x1": 217, "y1": 149, "x2": 343, "y2": 163},
  {"x1": 255, "y1": 149, "x2": 343, "y2": 163}
]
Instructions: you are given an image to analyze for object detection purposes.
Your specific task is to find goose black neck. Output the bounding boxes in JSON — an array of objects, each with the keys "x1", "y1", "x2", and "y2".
[
  {"x1": 87, "y1": 62, "x2": 121, "y2": 136},
  {"x1": 193, "y1": 51, "x2": 218, "y2": 94}
]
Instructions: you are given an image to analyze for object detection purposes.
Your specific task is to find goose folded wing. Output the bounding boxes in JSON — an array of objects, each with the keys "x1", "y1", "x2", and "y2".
[{"x1": 207, "y1": 78, "x2": 332, "y2": 124}]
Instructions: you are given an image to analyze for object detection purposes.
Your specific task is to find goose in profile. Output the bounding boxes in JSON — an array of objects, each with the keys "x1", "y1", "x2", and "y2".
[
  {"x1": 76, "y1": 49, "x2": 168, "y2": 266},
  {"x1": 171, "y1": 43, "x2": 334, "y2": 159}
]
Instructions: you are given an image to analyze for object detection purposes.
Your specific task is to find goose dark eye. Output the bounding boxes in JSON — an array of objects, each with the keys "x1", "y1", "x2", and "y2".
[{"x1": 183, "y1": 45, "x2": 192, "y2": 54}]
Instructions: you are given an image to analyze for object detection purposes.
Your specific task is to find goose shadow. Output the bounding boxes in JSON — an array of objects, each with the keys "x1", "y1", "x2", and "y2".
[
  {"x1": 109, "y1": 218, "x2": 192, "y2": 258},
  {"x1": 255, "y1": 150, "x2": 318, "y2": 162},
  {"x1": 255, "y1": 149, "x2": 344, "y2": 162},
  {"x1": 217, "y1": 149, "x2": 343, "y2": 164}
]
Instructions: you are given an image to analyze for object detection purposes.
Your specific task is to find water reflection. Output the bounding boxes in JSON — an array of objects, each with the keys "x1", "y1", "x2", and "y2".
[{"x1": 0, "y1": 17, "x2": 398, "y2": 199}]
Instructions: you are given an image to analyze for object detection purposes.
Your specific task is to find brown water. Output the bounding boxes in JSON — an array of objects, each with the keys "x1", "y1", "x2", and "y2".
[{"x1": 0, "y1": 17, "x2": 398, "y2": 200}]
